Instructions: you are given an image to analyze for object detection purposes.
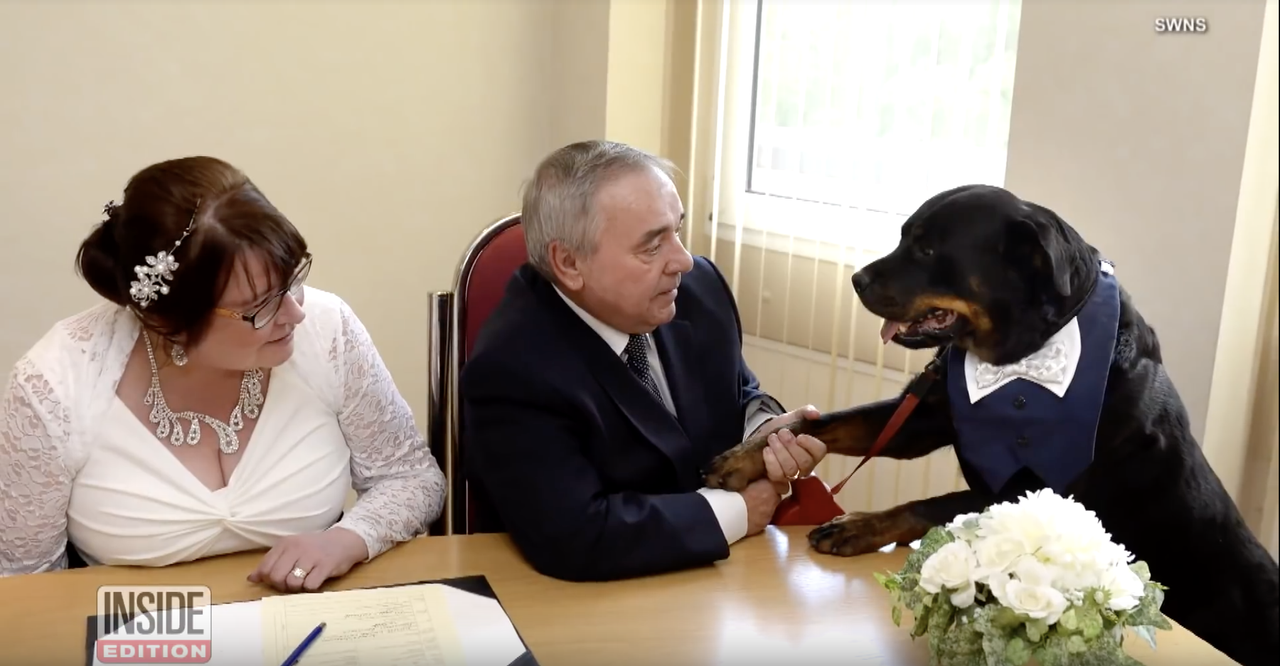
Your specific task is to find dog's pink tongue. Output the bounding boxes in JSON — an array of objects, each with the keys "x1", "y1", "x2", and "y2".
[{"x1": 879, "y1": 320, "x2": 902, "y2": 344}]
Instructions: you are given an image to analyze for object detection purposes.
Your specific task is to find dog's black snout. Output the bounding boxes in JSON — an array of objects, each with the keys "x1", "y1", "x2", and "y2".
[{"x1": 851, "y1": 270, "x2": 872, "y2": 294}]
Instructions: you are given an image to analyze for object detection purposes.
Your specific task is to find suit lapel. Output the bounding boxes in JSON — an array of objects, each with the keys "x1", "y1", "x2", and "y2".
[
  {"x1": 653, "y1": 319, "x2": 712, "y2": 456},
  {"x1": 533, "y1": 274, "x2": 697, "y2": 476}
]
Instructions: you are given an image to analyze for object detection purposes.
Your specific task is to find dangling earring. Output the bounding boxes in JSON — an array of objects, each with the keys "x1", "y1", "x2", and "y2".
[{"x1": 171, "y1": 344, "x2": 188, "y2": 367}]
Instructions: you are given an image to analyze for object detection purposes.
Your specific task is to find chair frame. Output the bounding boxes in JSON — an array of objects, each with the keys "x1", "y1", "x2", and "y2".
[{"x1": 427, "y1": 213, "x2": 522, "y2": 536}]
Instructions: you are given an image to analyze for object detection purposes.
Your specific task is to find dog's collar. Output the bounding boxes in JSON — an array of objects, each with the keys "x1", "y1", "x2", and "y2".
[{"x1": 1057, "y1": 258, "x2": 1113, "y2": 326}]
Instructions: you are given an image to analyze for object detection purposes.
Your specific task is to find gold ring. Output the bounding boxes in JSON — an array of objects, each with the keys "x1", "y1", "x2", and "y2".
[
  {"x1": 788, "y1": 469, "x2": 802, "y2": 481},
  {"x1": 291, "y1": 566, "x2": 309, "y2": 580}
]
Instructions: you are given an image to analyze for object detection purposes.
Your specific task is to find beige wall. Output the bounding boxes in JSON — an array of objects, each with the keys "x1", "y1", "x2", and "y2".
[
  {"x1": 688, "y1": 0, "x2": 1273, "y2": 446},
  {"x1": 0, "y1": 0, "x2": 682, "y2": 429},
  {"x1": 1002, "y1": 0, "x2": 1268, "y2": 445}
]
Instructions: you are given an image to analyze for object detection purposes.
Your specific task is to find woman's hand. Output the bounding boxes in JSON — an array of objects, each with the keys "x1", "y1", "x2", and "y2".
[{"x1": 248, "y1": 527, "x2": 370, "y2": 592}]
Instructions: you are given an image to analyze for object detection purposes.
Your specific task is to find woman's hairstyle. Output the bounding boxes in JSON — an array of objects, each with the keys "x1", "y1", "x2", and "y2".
[{"x1": 76, "y1": 156, "x2": 308, "y2": 348}]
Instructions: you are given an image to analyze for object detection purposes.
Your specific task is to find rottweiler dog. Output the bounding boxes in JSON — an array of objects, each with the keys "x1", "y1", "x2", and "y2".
[{"x1": 704, "y1": 184, "x2": 1278, "y2": 666}]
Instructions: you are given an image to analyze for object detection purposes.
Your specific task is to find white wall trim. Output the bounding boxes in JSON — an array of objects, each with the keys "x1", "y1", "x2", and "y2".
[
  {"x1": 683, "y1": 0, "x2": 729, "y2": 261},
  {"x1": 1202, "y1": 0, "x2": 1280, "y2": 499}
]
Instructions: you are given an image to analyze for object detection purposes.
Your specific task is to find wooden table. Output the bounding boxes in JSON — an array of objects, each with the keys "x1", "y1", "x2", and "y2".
[{"x1": 0, "y1": 526, "x2": 1233, "y2": 666}]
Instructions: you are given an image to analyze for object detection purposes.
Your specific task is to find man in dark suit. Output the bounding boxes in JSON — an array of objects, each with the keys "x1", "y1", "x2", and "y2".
[{"x1": 461, "y1": 140, "x2": 829, "y2": 582}]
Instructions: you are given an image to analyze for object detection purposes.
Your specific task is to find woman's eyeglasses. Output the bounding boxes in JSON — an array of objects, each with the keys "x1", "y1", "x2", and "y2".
[{"x1": 214, "y1": 255, "x2": 312, "y2": 330}]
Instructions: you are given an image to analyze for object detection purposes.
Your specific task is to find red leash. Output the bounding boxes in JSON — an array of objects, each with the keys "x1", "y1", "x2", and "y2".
[{"x1": 828, "y1": 357, "x2": 945, "y2": 495}]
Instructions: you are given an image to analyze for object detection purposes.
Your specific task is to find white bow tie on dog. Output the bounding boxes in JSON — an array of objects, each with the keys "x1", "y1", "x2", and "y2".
[
  {"x1": 974, "y1": 340, "x2": 1069, "y2": 388},
  {"x1": 964, "y1": 318, "x2": 1083, "y2": 403}
]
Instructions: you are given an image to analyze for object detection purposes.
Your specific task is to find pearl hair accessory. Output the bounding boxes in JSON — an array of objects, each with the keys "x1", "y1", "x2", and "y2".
[
  {"x1": 113, "y1": 196, "x2": 266, "y2": 454},
  {"x1": 128, "y1": 198, "x2": 200, "y2": 309}
]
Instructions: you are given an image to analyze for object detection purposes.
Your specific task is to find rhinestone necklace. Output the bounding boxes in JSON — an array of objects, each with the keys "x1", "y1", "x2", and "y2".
[{"x1": 142, "y1": 334, "x2": 265, "y2": 455}]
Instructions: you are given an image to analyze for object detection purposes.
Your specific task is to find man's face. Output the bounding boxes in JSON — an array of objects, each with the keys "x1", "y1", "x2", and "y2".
[{"x1": 567, "y1": 166, "x2": 694, "y2": 334}]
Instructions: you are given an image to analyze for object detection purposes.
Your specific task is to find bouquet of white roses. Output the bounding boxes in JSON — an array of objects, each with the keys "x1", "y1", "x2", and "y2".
[{"x1": 874, "y1": 489, "x2": 1172, "y2": 666}]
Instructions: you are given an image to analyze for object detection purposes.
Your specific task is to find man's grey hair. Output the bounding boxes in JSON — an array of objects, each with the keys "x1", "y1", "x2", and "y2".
[{"x1": 521, "y1": 140, "x2": 678, "y2": 279}]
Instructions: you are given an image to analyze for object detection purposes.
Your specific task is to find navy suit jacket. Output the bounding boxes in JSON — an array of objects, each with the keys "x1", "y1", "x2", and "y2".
[{"x1": 460, "y1": 256, "x2": 776, "y2": 581}]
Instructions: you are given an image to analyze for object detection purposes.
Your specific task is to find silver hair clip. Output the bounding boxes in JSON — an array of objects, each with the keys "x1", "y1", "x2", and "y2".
[
  {"x1": 102, "y1": 200, "x2": 120, "y2": 222},
  {"x1": 129, "y1": 198, "x2": 200, "y2": 309}
]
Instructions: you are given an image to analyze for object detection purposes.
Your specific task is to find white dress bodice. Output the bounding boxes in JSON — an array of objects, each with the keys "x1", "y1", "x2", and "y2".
[
  {"x1": 1, "y1": 287, "x2": 446, "y2": 577},
  {"x1": 66, "y1": 365, "x2": 353, "y2": 567}
]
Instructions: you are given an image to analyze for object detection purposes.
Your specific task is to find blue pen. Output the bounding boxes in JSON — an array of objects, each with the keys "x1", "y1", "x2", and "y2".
[{"x1": 279, "y1": 621, "x2": 326, "y2": 666}]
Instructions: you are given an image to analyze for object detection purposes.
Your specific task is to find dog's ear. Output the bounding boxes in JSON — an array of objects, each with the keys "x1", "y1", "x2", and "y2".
[{"x1": 1008, "y1": 204, "x2": 1074, "y2": 297}]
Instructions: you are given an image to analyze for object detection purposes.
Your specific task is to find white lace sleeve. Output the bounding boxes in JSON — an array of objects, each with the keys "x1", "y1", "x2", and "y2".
[
  {"x1": 0, "y1": 357, "x2": 74, "y2": 576},
  {"x1": 328, "y1": 300, "x2": 446, "y2": 560}
]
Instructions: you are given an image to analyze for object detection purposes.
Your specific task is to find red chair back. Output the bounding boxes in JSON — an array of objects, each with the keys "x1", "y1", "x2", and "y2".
[
  {"x1": 444, "y1": 214, "x2": 525, "y2": 535},
  {"x1": 459, "y1": 218, "x2": 526, "y2": 361}
]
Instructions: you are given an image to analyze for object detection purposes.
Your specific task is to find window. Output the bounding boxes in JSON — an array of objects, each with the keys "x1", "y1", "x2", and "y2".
[{"x1": 714, "y1": 0, "x2": 1023, "y2": 259}]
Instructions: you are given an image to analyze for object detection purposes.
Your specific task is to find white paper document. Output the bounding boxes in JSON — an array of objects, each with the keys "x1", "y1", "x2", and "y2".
[{"x1": 92, "y1": 583, "x2": 528, "y2": 666}]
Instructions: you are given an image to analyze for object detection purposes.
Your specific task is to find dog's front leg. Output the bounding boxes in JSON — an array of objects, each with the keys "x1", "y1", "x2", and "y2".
[
  {"x1": 702, "y1": 385, "x2": 953, "y2": 492},
  {"x1": 702, "y1": 398, "x2": 904, "y2": 491},
  {"x1": 808, "y1": 489, "x2": 990, "y2": 557}
]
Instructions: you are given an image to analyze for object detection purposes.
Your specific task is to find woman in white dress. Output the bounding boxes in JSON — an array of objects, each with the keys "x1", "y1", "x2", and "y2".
[{"x1": 0, "y1": 156, "x2": 446, "y2": 592}]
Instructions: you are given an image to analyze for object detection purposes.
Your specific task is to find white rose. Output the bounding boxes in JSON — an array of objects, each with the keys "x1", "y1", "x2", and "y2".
[
  {"x1": 919, "y1": 541, "x2": 979, "y2": 608},
  {"x1": 989, "y1": 561, "x2": 1070, "y2": 625},
  {"x1": 1049, "y1": 558, "x2": 1104, "y2": 592},
  {"x1": 1042, "y1": 535, "x2": 1130, "y2": 592},
  {"x1": 979, "y1": 502, "x2": 1053, "y2": 554},
  {"x1": 946, "y1": 512, "x2": 982, "y2": 542},
  {"x1": 972, "y1": 533, "x2": 1030, "y2": 582},
  {"x1": 1010, "y1": 556, "x2": 1056, "y2": 588},
  {"x1": 987, "y1": 490, "x2": 1139, "y2": 594},
  {"x1": 1099, "y1": 564, "x2": 1144, "y2": 612}
]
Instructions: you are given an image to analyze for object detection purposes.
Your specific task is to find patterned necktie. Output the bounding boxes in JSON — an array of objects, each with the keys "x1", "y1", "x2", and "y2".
[{"x1": 623, "y1": 334, "x2": 664, "y2": 402}]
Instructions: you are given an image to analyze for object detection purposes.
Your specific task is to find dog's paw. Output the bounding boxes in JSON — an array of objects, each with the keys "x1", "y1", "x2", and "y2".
[
  {"x1": 702, "y1": 438, "x2": 768, "y2": 492},
  {"x1": 808, "y1": 512, "x2": 897, "y2": 557}
]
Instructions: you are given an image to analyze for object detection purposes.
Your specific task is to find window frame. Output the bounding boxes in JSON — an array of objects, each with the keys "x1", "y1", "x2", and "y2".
[
  {"x1": 710, "y1": 0, "x2": 909, "y2": 264},
  {"x1": 704, "y1": 0, "x2": 1020, "y2": 264}
]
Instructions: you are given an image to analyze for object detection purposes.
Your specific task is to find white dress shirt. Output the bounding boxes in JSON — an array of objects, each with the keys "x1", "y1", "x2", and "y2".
[{"x1": 555, "y1": 288, "x2": 780, "y2": 546}]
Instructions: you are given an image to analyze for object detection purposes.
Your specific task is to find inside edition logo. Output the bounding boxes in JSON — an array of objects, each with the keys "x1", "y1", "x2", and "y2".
[{"x1": 95, "y1": 586, "x2": 213, "y2": 664}]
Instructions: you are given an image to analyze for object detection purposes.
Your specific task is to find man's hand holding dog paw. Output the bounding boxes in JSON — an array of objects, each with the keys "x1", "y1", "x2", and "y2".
[
  {"x1": 704, "y1": 405, "x2": 826, "y2": 492},
  {"x1": 755, "y1": 405, "x2": 828, "y2": 486},
  {"x1": 741, "y1": 478, "x2": 788, "y2": 536},
  {"x1": 752, "y1": 404, "x2": 822, "y2": 438}
]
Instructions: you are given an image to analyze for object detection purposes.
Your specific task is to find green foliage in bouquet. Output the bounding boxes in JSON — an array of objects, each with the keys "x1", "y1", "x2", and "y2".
[{"x1": 873, "y1": 491, "x2": 1172, "y2": 666}]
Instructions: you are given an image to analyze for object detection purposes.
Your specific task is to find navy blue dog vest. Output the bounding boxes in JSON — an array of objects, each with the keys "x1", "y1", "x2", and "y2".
[{"x1": 945, "y1": 262, "x2": 1121, "y2": 494}]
